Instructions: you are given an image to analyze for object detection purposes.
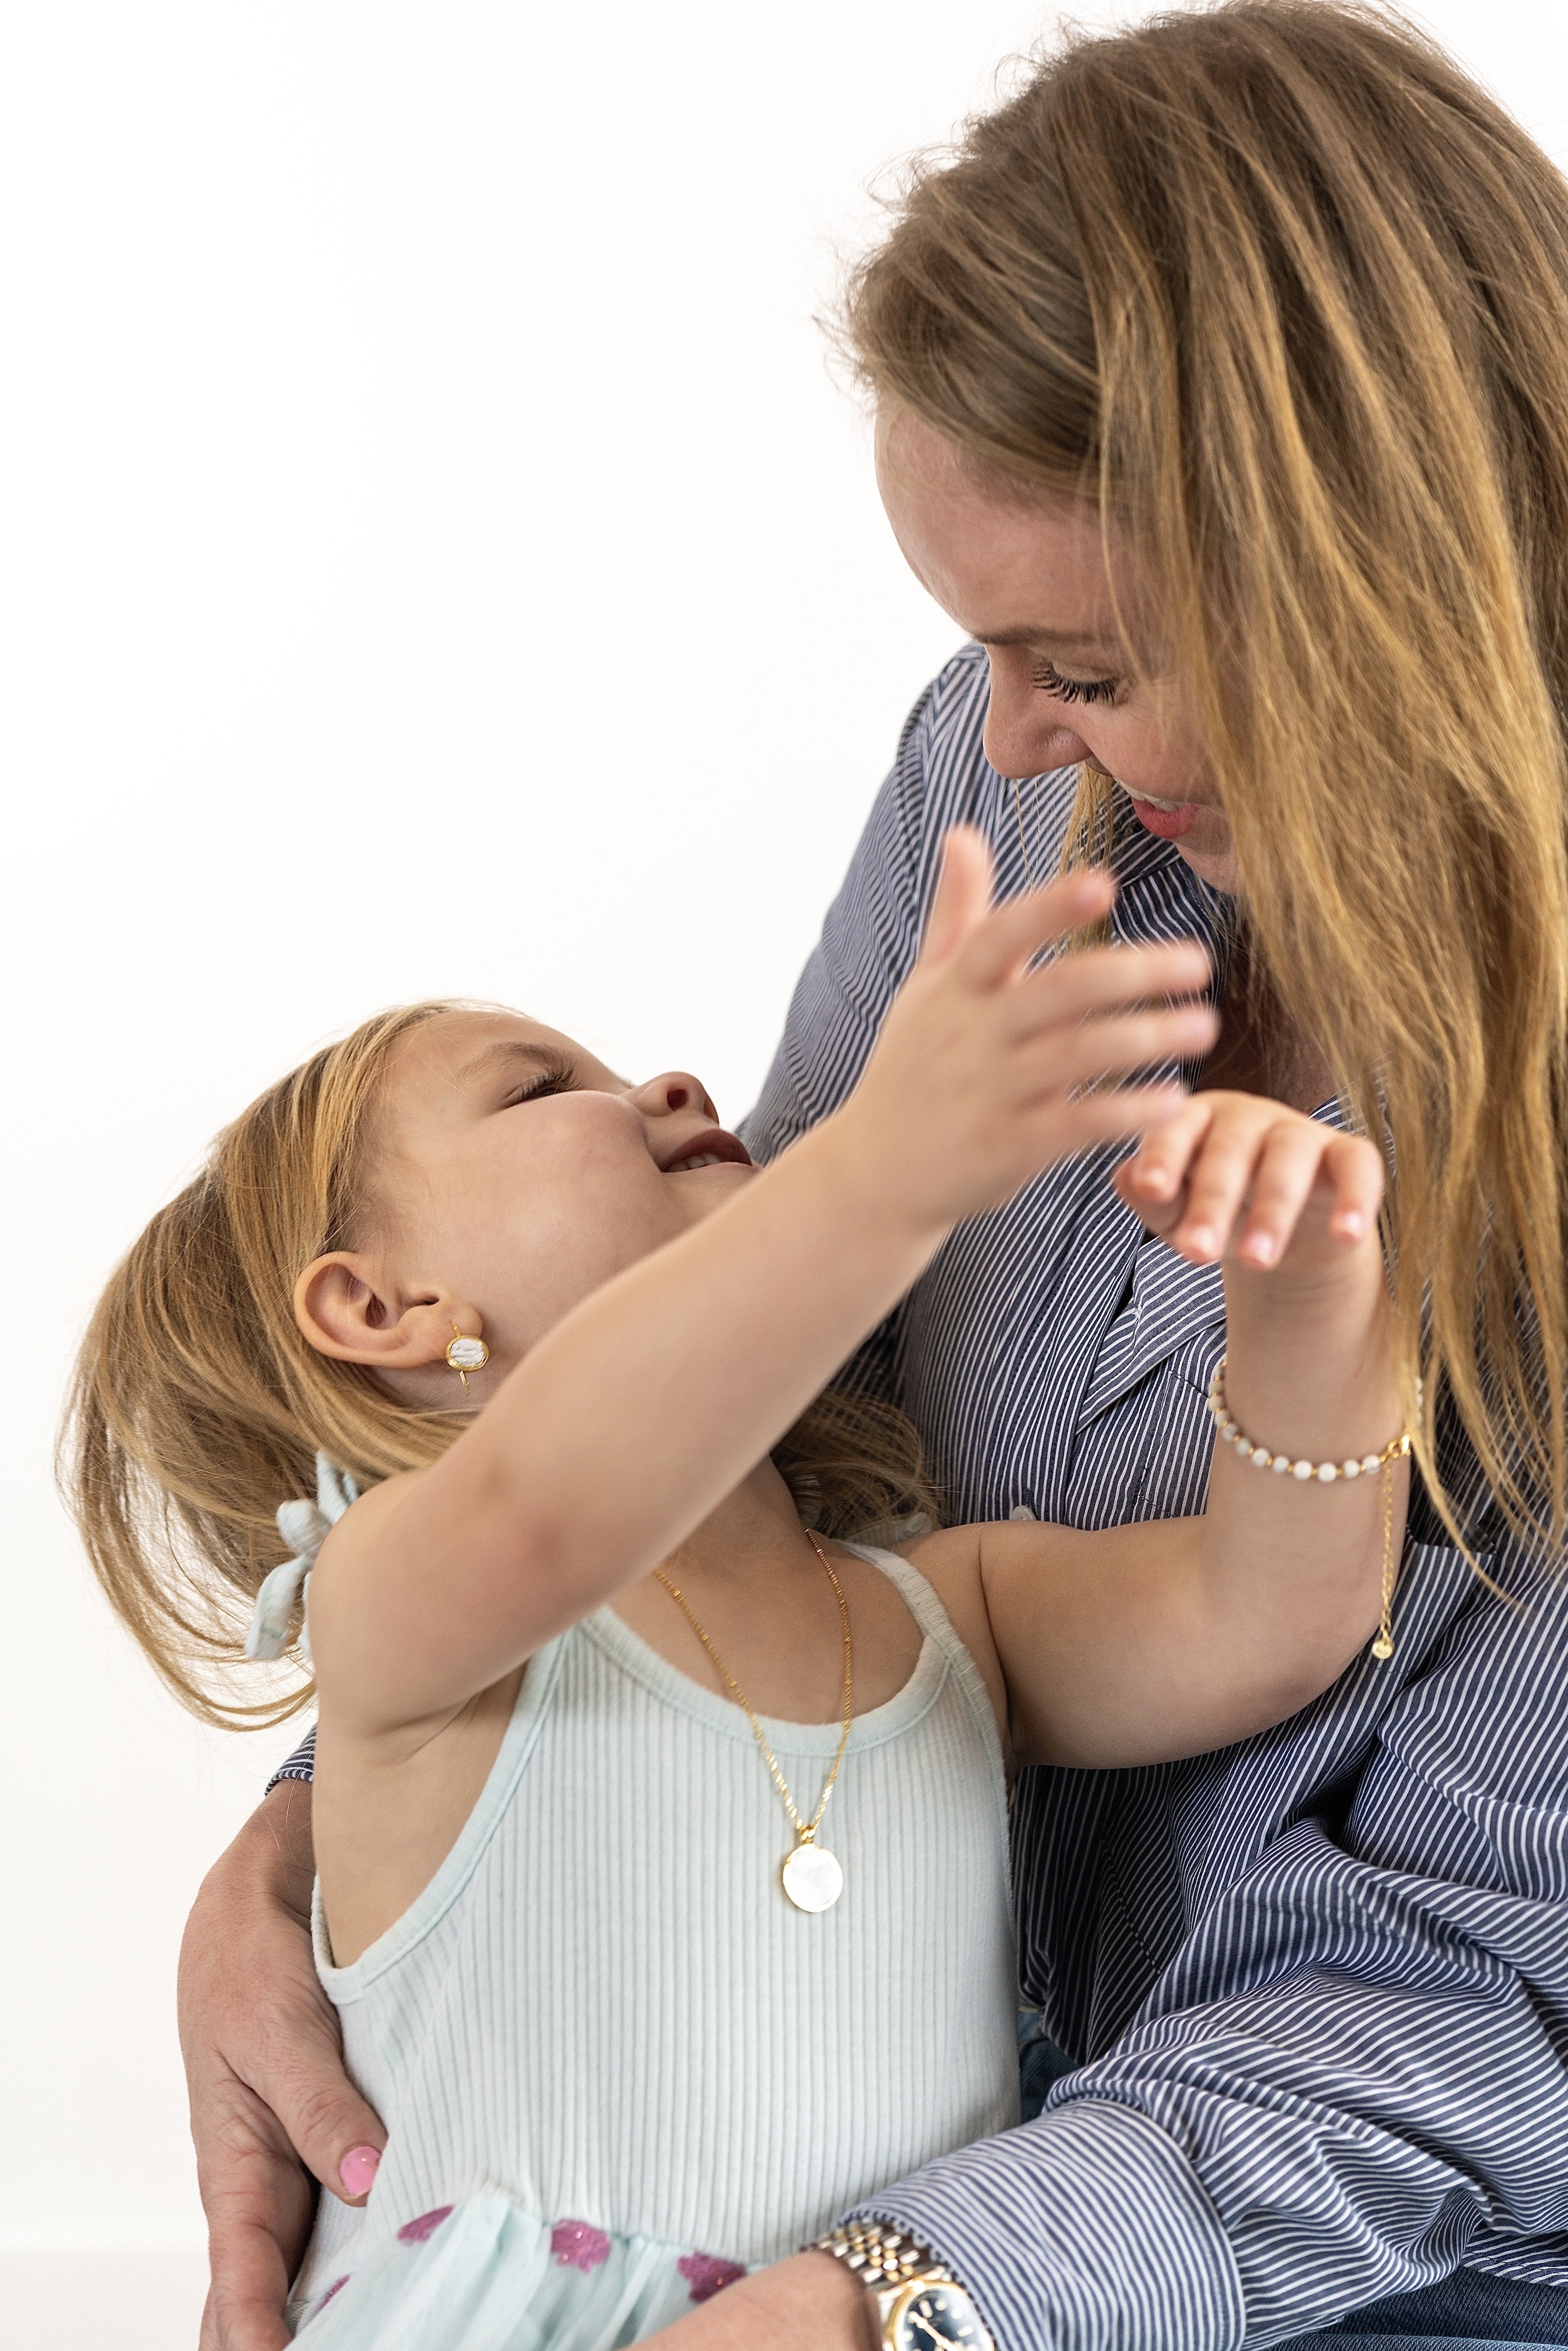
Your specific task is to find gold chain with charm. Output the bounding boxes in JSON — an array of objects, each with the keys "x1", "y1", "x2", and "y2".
[{"x1": 652, "y1": 1528, "x2": 853, "y2": 1911}]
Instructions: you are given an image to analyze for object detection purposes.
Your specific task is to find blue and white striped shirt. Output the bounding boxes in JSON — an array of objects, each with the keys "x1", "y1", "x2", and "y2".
[
  {"x1": 741, "y1": 645, "x2": 1568, "y2": 2349},
  {"x1": 275, "y1": 641, "x2": 1568, "y2": 2346}
]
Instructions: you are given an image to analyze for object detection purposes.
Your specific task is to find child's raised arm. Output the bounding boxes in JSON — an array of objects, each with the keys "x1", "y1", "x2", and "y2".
[
  {"x1": 305, "y1": 833, "x2": 1217, "y2": 1736},
  {"x1": 917, "y1": 1093, "x2": 1408, "y2": 1769}
]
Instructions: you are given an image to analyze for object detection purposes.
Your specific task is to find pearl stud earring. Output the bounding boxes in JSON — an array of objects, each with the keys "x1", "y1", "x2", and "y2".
[{"x1": 445, "y1": 1323, "x2": 490, "y2": 1394}]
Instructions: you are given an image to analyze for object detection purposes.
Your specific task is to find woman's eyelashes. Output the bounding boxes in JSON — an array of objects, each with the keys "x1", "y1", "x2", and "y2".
[{"x1": 1030, "y1": 656, "x2": 1122, "y2": 706}]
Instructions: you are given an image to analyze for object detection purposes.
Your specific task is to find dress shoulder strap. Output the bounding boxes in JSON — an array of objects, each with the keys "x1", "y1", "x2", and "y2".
[{"x1": 839, "y1": 1542, "x2": 1010, "y2": 1865}]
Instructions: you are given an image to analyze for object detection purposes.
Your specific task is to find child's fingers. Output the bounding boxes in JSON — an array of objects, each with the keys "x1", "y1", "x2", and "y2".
[
  {"x1": 917, "y1": 829, "x2": 998, "y2": 970},
  {"x1": 1321, "y1": 1133, "x2": 1386, "y2": 1242},
  {"x1": 1164, "y1": 1114, "x2": 1290, "y2": 1263},
  {"x1": 1007, "y1": 937, "x2": 1214, "y2": 1035},
  {"x1": 1228, "y1": 1121, "x2": 1338, "y2": 1268},
  {"x1": 1028, "y1": 1083, "x2": 1191, "y2": 1161},
  {"x1": 953, "y1": 867, "x2": 1118, "y2": 987},
  {"x1": 1116, "y1": 1094, "x2": 1218, "y2": 1203},
  {"x1": 1012, "y1": 1001, "x2": 1218, "y2": 1100}
]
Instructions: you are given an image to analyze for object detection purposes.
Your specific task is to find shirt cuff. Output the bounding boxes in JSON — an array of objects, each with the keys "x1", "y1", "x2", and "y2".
[{"x1": 848, "y1": 2099, "x2": 1246, "y2": 2351}]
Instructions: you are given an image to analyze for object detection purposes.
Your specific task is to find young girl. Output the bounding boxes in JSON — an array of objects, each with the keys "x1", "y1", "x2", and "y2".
[{"x1": 69, "y1": 839, "x2": 1408, "y2": 2351}]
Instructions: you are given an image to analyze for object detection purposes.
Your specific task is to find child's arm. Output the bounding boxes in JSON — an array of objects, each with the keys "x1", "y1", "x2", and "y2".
[
  {"x1": 914, "y1": 1092, "x2": 1407, "y2": 1769},
  {"x1": 306, "y1": 834, "x2": 1216, "y2": 1735}
]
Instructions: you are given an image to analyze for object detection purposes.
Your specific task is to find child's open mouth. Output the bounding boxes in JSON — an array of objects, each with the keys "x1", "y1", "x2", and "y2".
[{"x1": 661, "y1": 1129, "x2": 754, "y2": 1174}]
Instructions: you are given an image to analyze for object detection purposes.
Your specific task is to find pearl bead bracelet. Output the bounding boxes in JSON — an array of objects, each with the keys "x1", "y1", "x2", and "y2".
[
  {"x1": 1206, "y1": 1356, "x2": 1411, "y2": 1483},
  {"x1": 1205, "y1": 1354, "x2": 1411, "y2": 1661}
]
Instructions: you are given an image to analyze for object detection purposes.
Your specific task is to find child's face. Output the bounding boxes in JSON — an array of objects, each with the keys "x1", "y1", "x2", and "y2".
[{"x1": 303, "y1": 1007, "x2": 755, "y2": 1392}]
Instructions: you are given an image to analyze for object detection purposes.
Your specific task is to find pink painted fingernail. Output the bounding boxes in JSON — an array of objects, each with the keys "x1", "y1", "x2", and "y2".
[{"x1": 340, "y1": 2145, "x2": 381, "y2": 2198}]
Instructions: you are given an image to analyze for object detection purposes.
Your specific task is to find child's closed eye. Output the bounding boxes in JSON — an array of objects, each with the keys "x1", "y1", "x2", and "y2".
[{"x1": 504, "y1": 1054, "x2": 577, "y2": 1108}]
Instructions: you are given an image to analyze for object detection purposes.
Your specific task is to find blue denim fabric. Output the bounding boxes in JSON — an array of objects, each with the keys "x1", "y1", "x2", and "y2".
[
  {"x1": 1273, "y1": 2267, "x2": 1568, "y2": 2345},
  {"x1": 1016, "y1": 2011, "x2": 1075, "y2": 2123}
]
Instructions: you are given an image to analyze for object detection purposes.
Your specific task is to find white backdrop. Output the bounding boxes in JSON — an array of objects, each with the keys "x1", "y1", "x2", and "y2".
[{"x1": 4, "y1": 4, "x2": 1566, "y2": 2344}]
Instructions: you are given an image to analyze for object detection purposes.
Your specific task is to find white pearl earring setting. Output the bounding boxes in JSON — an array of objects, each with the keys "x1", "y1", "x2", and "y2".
[{"x1": 445, "y1": 1323, "x2": 490, "y2": 1394}]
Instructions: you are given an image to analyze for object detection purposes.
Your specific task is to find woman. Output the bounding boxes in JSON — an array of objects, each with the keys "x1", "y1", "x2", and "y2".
[{"x1": 178, "y1": 6, "x2": 1568, "y2": 2348}]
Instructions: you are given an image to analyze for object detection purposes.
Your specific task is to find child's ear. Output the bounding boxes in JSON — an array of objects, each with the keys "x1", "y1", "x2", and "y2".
[{"x1": 294, "y1": 1253, "x2": 479, "y2": 1372}]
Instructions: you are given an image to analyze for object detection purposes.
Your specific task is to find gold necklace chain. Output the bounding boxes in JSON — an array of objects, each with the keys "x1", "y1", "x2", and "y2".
[{"x1": 652, "y1": 1529, "x2": 853, "y2": 1846}]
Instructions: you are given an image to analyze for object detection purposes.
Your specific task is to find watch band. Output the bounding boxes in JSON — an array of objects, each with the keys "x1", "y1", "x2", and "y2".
[
  {"x1": 811, "y1": 2219, "x2": 948, "y2": 2290},
  {"x1": 809, "y1": 2221, "x2": 995, "y2": 2351}
]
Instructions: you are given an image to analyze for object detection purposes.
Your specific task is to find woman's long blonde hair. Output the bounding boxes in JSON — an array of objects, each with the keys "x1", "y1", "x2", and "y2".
[
  {"x1": 63, "y1": 1003, "x2": 936, "y2": 1729},
  {"x1": 845, "y1": 0, "x2": 1568, "y2": 1548}
]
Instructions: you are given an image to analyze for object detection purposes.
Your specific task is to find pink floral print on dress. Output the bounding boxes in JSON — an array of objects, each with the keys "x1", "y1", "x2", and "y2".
[
  {"x1": 677, "y1": 2253, "x2": 748, "y2": 2303},
  {"x1": 551, "y1": 2220, "x2": 612, "y2": 2272},
  {"x1": 397, "y1": 2205, "x2": 454, "y2": 2245}
]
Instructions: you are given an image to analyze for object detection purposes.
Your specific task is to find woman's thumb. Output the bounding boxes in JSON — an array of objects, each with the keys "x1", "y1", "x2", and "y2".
[
  {"x1": 270, "y1": 2033, "x2": 388, "y2": 2205},
  {"x1": 919, "y1": 827, "x2": 995, "y2": 969}
]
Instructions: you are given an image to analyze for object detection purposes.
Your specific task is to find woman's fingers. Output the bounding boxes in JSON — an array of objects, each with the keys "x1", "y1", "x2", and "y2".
[{"x1": 1159, "y1": 1108, "x2": 1322, "y2": 1263}]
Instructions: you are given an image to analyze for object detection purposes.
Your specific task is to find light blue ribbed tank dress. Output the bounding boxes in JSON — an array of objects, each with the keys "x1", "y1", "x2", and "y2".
[{"x1": 288, "y1": 1547, "x2": 1019, "y2": 2348}]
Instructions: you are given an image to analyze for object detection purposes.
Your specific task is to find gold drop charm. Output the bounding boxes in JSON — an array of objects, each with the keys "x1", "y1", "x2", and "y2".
[{"x1": 781, "y1": 1834, "x2": 844, "y2": 1914}]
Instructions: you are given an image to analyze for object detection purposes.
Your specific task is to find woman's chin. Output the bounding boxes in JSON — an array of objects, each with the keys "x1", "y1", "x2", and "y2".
[
  {"x1": 1118, "y1": 785, "x2": 1237, "y2": 891},
  {"x1": 1173, "y1": 836, "x2": 1241, "y2": 894}
]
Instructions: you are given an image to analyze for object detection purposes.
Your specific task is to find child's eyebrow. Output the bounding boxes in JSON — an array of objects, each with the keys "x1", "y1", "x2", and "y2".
[{"x1": 457, "y1": 1038, "x2": 563, "y2": 1085}]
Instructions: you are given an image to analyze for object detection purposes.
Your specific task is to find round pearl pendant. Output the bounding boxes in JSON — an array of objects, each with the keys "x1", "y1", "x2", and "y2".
[{"x1": 781, "y1": 1840, "x2": 844, "y2": 1912}]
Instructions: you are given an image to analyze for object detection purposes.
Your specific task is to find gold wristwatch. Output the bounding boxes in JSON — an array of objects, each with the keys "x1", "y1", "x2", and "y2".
[{"x1": 809, "y1": 2221, "x2": 996, "y2": 2351}]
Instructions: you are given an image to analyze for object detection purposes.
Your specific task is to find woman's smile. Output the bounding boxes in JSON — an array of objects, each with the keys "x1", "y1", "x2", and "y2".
[{"x1": 1118, "y1": 785, "x2": 1205, "y2": 840}]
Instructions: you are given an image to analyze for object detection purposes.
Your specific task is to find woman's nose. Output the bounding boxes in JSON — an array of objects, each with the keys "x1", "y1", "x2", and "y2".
[
  {"x1": 981, "y1": 648, "x2": 1090, "y2": 780},
  {"x1": 631, "y1": 1070, "x2": 717, "y2": 1124}
]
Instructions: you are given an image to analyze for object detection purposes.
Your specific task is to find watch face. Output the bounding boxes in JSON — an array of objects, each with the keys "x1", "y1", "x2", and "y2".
[{"x1": 893, "y1": 2282, "x2": 986, "y2": 2351}]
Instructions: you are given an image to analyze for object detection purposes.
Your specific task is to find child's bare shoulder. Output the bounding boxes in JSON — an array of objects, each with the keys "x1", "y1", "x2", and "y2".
[
  {"x1": 895, "y1": 1525, "x2": 1008, "y2": 1744},
  {"x1": 307, "y1": 1466, "x2": 425, "y2": 1610}
]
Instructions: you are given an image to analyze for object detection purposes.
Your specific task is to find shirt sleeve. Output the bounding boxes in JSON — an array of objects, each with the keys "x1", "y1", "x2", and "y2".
[
  {"x1": 266, "y1": 1727, "x2": 316, "y2": 1791},
  {"x1": 851, "y1": 1542, "x2": 1568, "y2": 2350}
]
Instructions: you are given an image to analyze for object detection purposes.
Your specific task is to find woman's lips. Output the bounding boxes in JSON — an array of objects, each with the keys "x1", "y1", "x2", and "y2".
[{"x1": 1120, "y1": 787, "x2": 1202, "y2": 840}]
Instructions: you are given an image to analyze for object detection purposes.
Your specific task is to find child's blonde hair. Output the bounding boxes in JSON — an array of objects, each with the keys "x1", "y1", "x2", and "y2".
[{"x1": 62, "y1": 1002, "x2": 937, "y2": 1729}]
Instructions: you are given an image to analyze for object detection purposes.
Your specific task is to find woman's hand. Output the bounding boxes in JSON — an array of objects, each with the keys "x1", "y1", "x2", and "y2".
[
  {"x1": 637, "y1": 2254, "x2": 876, "y2": 2351},
  {"x1": 1113, "y1": 1089, "x2": 1386, "y2": 1281},
  {"x1": 178, "y1": 1782, "x2": 386, "y2": 2351},
  {"x1": 833, "y1": 828, "x2": 1217, "y2": 1233}
]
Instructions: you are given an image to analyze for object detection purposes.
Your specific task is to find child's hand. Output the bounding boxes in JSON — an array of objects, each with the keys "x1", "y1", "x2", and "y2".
[
  {"x1": 833, "y1": 827, "x2": 1217, "y2": 1232},
  {"x1": 1114, "y1": 1090, "x2": 1386, "y2": 1280}
]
